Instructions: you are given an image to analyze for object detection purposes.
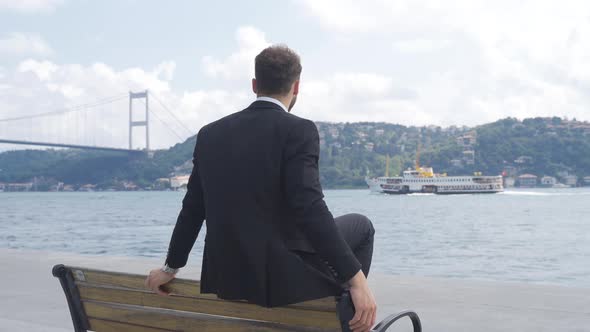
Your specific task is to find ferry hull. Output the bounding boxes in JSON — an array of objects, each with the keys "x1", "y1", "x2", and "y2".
[
  {"x1": 432, "y1": 190, "x2": 500, "y2": 195},
  {"x1": 378, "y1": 189, "x2": 502, "y2": 195},
  {"x1": 366, "y1": 175, "x2": 504, "y2": 195}
]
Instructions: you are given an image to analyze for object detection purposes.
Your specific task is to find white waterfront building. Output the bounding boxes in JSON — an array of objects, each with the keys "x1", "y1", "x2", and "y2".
[{"x1": 170, "y1": 175, "x2": 190, "y2": 190}]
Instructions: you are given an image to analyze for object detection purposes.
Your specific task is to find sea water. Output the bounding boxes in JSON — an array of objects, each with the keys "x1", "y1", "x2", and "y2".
[{"x1": 1, "y1": 188, "x2": 589, "y2": 287}]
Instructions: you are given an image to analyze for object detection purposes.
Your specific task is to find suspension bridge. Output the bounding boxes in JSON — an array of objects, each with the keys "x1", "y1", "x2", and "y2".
[{"x1": 0, "y1": 90, "x2": 193, "y2": 155}]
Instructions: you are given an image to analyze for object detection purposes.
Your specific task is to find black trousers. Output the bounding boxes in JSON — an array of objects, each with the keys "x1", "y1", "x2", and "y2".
[
  {"x1": 333, "y1": 213, "x2": 375, "y2": 278},
  {"x1": 296, "y1": 213, "x2": 375, "y2": 279},
  {"x1": 295, "y1": 213, "x2": 375, "y2": 331}
]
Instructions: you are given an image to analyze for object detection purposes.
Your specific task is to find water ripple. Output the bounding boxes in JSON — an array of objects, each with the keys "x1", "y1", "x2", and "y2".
[{"x1": 1, "y1": 188, "x2": 589, "y2": 287}]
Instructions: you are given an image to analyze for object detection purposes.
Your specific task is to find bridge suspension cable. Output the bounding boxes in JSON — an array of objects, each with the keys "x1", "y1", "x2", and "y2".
[
  {"x1": 148, "y1": 92, "x2": 194, "y2": 136},
  {"x1": 0, "y1": 93, "x2": 128, "y2": 122},
  {"x1": 148, "y1": 109, "x2": 185, "y2": 142}
]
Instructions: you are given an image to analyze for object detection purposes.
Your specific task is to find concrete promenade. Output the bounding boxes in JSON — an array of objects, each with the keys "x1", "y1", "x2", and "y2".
[{"x1": 1, "y1": 248, "x2": 588, "y2": 331}]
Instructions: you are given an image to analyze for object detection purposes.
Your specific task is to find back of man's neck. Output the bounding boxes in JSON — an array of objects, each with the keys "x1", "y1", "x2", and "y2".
[{"x1": 256, "y1": 95, "x2": 289, "y2": 112}]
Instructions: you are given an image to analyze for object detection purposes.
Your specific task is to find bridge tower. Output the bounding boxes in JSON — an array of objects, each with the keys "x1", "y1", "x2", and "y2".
[{"x1": 128, "y1": 90, "x2": 150, "y2": 151}]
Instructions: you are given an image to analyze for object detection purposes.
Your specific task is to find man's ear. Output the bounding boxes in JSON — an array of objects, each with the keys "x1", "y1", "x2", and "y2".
[
  {"x1": 252, "y1": 78, "x2": 258, "y2": 94},
  {"x1": 293, "y1": 80, "x2": 300, "y2": 95}
]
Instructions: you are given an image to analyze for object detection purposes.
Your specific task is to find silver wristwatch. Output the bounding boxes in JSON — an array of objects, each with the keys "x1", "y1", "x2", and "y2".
[{"x1": 161, "y1": 263, "x2": 179, "y2": 275}]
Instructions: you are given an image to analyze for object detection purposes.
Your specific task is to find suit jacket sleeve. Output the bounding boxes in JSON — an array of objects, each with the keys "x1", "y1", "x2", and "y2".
[
  {"x1": 164, "y1": 131, "x2": 206, "y2": 269},
  {"x1": 282, "y1": 119, "x2": 362, "y2": 283}
]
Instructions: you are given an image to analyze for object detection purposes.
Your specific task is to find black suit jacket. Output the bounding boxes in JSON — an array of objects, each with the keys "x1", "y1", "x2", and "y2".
[{"x1": 164, "y1": 100, "x2": 361, "y2": 307}]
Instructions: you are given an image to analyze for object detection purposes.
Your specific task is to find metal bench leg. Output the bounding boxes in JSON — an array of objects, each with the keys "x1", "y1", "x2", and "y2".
[{"x1": 371, "y1": 310, "x2": 422, "y2": 332}]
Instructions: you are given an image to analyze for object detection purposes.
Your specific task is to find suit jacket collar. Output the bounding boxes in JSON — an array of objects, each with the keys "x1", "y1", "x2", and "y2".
[{"x1": 249, "y1": 100, "x2": 288, "y2": 113}]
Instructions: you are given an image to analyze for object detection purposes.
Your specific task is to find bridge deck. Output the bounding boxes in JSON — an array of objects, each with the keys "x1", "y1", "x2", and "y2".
[{"x1": 0, "y1": 139, "x2": 144, "y2": 154}]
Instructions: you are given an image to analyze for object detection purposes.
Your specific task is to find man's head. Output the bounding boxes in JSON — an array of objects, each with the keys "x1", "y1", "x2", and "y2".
[{"x1": 252, "y1": 45, "x2": 302, "y2": 111}]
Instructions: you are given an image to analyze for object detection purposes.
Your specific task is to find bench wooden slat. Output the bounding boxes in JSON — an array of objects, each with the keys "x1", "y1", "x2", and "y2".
[
  {"x1": 88, "y1": 318, "x2": 173, "y2": 332},
  {"x1": 54, "y1": 264, "x2": 422, "y2": 332},
  {"x1": 78, "y1": 284, "x2": 341, "y2": 330},
  {"x1": 71, "y1": 267, "x2": 209, "y2": 298},
  {"x1": 84, "y1": 301, "x2": 328, "y2": 332},
  {"x1": 70, "y1": 266, "x2": 337, "y2": 312}
]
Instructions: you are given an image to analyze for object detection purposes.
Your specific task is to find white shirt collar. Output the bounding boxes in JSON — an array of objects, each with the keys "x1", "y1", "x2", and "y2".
[{"x1": 256, "y1": 96, "x2": 288, "y2": 112}]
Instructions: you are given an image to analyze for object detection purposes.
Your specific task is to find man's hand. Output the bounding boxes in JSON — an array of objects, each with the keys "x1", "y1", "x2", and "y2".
[
  {"x1": 348, "y1": 270, "x2": 377, "y2": 332},
  {"x1": 144, "y1": 268, "x2": 176, "y2": 296}
]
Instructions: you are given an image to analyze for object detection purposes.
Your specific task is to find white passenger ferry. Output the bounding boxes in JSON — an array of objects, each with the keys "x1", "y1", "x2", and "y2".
[{"x1": 366, "y1": 157, "x2": 503, "y2": 195}]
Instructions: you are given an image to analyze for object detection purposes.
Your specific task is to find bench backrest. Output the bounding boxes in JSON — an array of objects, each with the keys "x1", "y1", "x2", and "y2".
[{"x1": 52, "y1": 264, "x2": 341, "y2": 332}]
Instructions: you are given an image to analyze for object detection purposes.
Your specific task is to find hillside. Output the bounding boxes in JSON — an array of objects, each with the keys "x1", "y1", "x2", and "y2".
[{"x1": 1, "y1": 117, "x2": 589, "y2": 190}]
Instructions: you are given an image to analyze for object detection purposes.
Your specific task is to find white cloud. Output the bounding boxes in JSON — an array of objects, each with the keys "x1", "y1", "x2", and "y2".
[
  {"x1": 296, "y1": 0, "x2": 590, "y2": 125},
  {"x1": 153, "y1": 61, "x2": 176, "y2": 81},
  {"x1": 331, "y1": 73, "x2": 392, "y2": 96},
  {"x1": 202, "y1": 26, "x2": 270, "y2": 80},
  {"x1": 18, "y1": 59, "x2": 58, "y2": 80},
  {"x1": 298, "y1": 0, "x2": 383, "y2": 33},
  {"x1": 0, "y1": 0, "x2": 64, "y2": 12},
  {"x1": 393, "y1": 39, "x2": 451, "y2": 53},
  {"x1": 0, "y1": 33, "x2": 53, "y2": 56},
  {"x1": 296, "y1": 72, "x2": 424, "y2": 124}
]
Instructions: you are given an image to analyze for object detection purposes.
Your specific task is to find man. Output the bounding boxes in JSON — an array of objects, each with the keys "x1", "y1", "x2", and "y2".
[{"x1": 145, "y1": 45, "x2": 377, "y2": 332}]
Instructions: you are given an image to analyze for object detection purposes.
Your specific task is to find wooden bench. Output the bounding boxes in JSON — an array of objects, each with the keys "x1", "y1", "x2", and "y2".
[{"x1": 53, "y1": 264, "x2": 421, "y2": 332}]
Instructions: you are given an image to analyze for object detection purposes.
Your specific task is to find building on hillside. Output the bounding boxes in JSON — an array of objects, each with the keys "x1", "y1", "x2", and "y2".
[
  {"x1": 517, "y1": 174, "x2": 538, "y2": 188},
  {"x1": 583, "y1": 176, "x2": 590, "y2": 186},
  {"x1": 364, "y1": 142, "x2": 374, "y2": 152},
  {"x1": 456, "y1": 132, "x2": 477, "y2": 146},
  {"x1": 170, "y1": 175, "x2": 190, "y2": 190},
  {"x1": 375, "y1": 129, "x2": 384, "y2": 136},
  {"x1": 562, "y1": 175, "x2": 578, "y2": 187},
  {"x1": 463, "y1": 150, "x2": 475, "y2": 165},
  {"x1": 455, "y1": 132, "x2": 477, "y2": 165},
  {"x1": 0, "y1": 183, "x2": 5, "y2": 191},
  {"x1": 540, "y1": 176, "x2": 557, "y2": 187}
]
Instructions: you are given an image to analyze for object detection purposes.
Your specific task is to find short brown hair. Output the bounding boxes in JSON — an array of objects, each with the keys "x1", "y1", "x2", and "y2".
[{"x1": 255, "y1": 45, "x2": 302, "y2": 95}]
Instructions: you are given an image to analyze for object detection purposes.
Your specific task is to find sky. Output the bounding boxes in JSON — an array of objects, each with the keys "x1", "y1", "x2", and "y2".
[{"x1": 1, "y1": 0, "x2": 590, "y2": 150}]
